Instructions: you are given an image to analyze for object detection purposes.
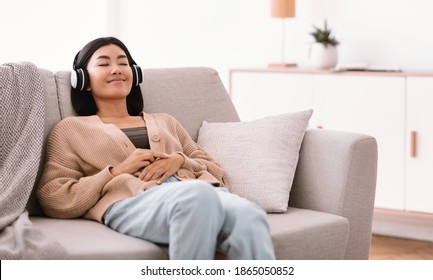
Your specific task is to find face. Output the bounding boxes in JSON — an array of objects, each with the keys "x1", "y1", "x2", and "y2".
[{"x1": 86, "y1": 44, "x2": 133, "y2": 101}]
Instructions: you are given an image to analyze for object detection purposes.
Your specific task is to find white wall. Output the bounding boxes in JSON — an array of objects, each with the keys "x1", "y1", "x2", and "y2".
[
  {"x1": 113, "y1": 0, "x2": 433, "y2": 87},
  {"x1": 303, "y1": 0, "x2": 433, "y2": 71},
  {"x1": 0, "y1": 0, "x2": 109, "y2": 70},
  {"x1": 2, "y1": 0, "x2": 433, "y2": 86}
]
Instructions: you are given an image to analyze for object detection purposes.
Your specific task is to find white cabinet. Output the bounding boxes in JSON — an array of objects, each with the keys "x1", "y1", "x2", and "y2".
[
  {"x1": 406, "y1": 77, "x2": 433, "y2": 213},
  {"x1": 230, "y1": 71, "x2": 314, "y2": 121},
  {"x1": 313, "y1": 75, "x2": 406, "y2": 210},
  {"x1": 229, "y1": 68, "x2": 433, "y2": 215}
]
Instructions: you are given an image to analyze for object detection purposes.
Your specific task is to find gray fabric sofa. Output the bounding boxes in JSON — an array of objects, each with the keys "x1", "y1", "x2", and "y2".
[{"x1": 26, "y1": 67, "x2": 377, "y2": 259}]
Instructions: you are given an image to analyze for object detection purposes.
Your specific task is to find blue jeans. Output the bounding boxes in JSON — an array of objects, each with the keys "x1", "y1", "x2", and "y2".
[{"x1": 103, "y1": 177, "x2": 275, "y2": 260}]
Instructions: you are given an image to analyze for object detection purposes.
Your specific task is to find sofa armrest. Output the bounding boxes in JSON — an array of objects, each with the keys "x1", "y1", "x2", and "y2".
[{"x1": 289, "y1": 129, "x2": 378, "y2": 259}]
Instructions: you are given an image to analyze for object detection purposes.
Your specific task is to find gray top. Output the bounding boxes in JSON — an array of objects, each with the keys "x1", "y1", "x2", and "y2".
[{"x1": 121, "y1": 126, "x2": 150, "y2": 149}]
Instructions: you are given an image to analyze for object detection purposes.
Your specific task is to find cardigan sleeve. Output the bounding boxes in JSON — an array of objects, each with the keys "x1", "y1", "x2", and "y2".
[
  {"x1": 36, "y1": 121, "x2": 114, "y2": 219},
  {"x1": 168, "y1": 116, "x2": 226, "y2": 186}
]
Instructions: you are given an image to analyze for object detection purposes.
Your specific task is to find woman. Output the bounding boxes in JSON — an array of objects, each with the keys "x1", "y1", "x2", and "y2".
[{"x1": 37, "y1": 37, "x2": 275, "y2": 260}]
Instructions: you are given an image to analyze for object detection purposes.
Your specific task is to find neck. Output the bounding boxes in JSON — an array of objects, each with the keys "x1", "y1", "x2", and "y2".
[
  {"x1": 98, "y1": 112, "x2": 130, "y2": 118},
  {"x1": 95, "y1": 99, "x2": 130, "y2": 118}
]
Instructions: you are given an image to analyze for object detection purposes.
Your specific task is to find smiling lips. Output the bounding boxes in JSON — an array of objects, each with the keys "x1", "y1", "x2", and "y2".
[{"x1": 107, "y1": 77, "x2": 126, "y2": 83}]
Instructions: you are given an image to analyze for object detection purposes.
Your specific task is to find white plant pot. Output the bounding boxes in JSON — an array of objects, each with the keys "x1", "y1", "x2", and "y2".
[{"x1": 309, "y1": 43, "x2": 338, "y2": 69}]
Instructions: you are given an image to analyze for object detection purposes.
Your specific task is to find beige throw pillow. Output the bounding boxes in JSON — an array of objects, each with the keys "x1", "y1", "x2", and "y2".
[{"x1": 197, "y1": 110, "x2": 313, "y2": 212}]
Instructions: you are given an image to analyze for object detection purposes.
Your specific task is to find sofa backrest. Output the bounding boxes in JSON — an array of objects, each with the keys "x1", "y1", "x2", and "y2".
[{"x1": 27, "y1": 67, "x2": 240, "y2": 216}]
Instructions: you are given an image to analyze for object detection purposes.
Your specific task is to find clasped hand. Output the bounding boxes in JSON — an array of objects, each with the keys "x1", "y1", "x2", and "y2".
[{"x1": 110, "y1": 149, "x2": 185, "y2": 184}]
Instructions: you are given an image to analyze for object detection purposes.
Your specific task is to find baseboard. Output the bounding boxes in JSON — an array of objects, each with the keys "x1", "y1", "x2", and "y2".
[{"x1": 372, "y1": 208, "x2": 433, "y2": 242}]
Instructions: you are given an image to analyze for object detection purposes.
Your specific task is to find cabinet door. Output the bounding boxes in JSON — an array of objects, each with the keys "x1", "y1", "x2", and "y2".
[
  {"x1": 313, "y1": 75, "x2": 406, "y2": 211},
  {"x1": 230, "y1": 72, "x2": 314, "y2": 121},
  {"x1": 406, "y1": 77, "x2": 433, "y2": 214}
]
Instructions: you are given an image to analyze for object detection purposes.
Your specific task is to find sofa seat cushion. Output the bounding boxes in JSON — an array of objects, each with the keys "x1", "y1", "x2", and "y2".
[
  {"x1": 31, "y1": 217, "x2": 168, "y2": 260},
  {"x1": 32, "y1": 207, "x2": 348, "y2": 260},
  {"x1": 268, "y1": 207, "x2": 349, "y2": 260}
]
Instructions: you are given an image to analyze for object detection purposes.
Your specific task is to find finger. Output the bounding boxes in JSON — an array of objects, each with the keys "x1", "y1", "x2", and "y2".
[
  {"x1": 139, "y1": 166, "x2": 152, "y2": 180},
  {"x1": 139, "y1": 168, "x2": 148, "y2": 181},
  {"x1": 139, "y1": 164, "x2": 152, "y2": 180},
  {"x1": 146, "y1": 167, "x2": 164, "y2": 182},
  {"x1": 157, "y1": 172, "x2": 171, "y2": 185},
  {"x1": 139, "y1": 160, "x2": 152, "y2": 169},
  {"x1": 136, "y1": 151, "x2": 168, "y2": 163},
  {"x1": 152, "y1": 152, "x2": 169, "y2": 160},
  {"x1": 140, "y1": 163, "x2": 163, "y2": 181},
  {"x1": 137, "y1": 153, "x2": 156, "y2": 163},
  {"x1": 134, "y1": 149, "x2": 159, "y2": 160}
]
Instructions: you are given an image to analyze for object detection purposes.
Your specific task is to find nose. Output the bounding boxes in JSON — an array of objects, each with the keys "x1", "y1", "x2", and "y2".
[{"x1": 111, "y1": 64, "x2": 122, "y2": 75}]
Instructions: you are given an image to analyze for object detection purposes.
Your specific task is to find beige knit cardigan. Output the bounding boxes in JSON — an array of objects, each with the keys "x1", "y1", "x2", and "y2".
[{"x1": 37, "y1": 113, "x2": 225, "y2": 223}]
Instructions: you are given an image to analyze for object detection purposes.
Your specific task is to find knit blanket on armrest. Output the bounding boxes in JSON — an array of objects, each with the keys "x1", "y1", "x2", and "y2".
[{"x1": 0, "y1": 62, "x2": 65, "y2": 259}]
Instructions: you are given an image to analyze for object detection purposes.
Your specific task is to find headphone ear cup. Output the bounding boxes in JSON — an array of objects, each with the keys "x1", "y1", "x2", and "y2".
[
  {"x1": 131, "y1": 65, "x2": 143, "y2": 87},
  {"x1": 70, "y1": 68, "x2": 89, "y2": 91},
  {"x1": 71, "y1": 69, "x2": 79, "y2": 89}
]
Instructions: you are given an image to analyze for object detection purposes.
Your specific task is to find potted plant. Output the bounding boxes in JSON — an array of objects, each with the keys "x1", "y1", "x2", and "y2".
[{"x1": 308, "y1": 19, "x2": 339, "y2": 69}]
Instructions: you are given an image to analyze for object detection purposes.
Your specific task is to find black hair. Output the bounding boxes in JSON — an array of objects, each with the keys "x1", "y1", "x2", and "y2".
[{"x1": 70, "y1": 37, "x2": 143, "y2": 116}]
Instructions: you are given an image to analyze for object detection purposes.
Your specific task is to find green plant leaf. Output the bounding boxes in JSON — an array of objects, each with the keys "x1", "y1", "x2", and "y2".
[{"x1": 310, "y1": 19, "x2": 339, "y2": 46}]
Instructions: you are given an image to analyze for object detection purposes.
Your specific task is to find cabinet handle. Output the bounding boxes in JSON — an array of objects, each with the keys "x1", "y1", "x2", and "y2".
[{"x1": 410, "y1": 131, "x2": 417, "y2": 158}]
